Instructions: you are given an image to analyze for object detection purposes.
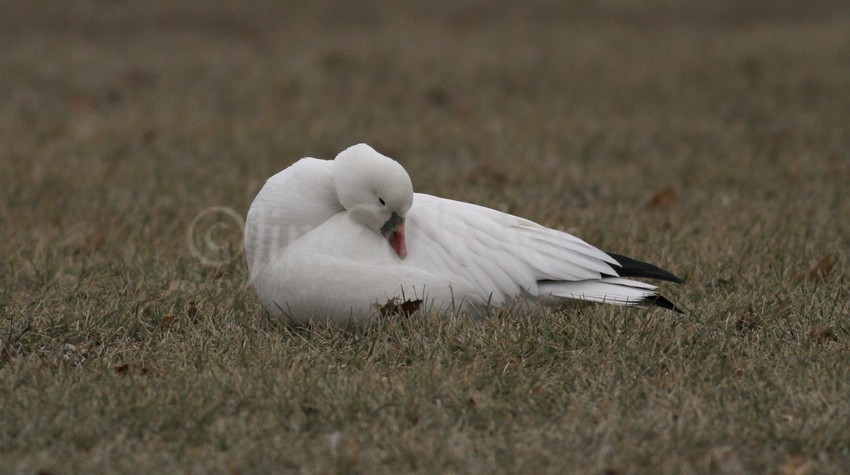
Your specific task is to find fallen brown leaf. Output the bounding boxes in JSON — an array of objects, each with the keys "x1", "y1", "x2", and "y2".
[
  {"x1": 66, "y1": 93, "x2": 96, "y2": 112},
  {"x1": 142, "y1": 128, "x2": 158, "y2": 144},
  {"x1": 397, "y1": 298, "x2": 423, "y2": 316},
  {"x1": 808, "y1": 324, "x2": 838, "y2": 346},
  {"x1": 804, "y1": 254, "x2": 835, "y2": 282},
  {"x1": 735, "y1": 305, "x2": 758, "y2": 332},
  {"x1": 738, "y1": 56, "x2": 763, "y2": 85},
  {"x1": 646, "y1": 187, "x2": 679, "y2": 210},
  {"x1": 827, "y1": 153, "x2": 849, "y2": 177},
  {"x1": 468, "y1": 162, "x2": 511, "y2": 186},
  {"x1": 779, "y1": 455, "x2": 815, "y2": 475},
  {"x1": 114, "y1": 362, "x2": 148, "y2": 377},
  {"x1": 425, "y1": 86, "x2": 451, "y2": 106},
  {"x1": 141, "y1": 305, "x2": 154, "y2": 319},
  {"x1": 375, "y1": 298, "x2": 424, "y2": 317},
  {"x1": 160, "y1": 314, "x2": 178, "y2": 330},
  {"x1": 187, "y1": 301, "x2": 199, "y2": 321},
  {"x1": 122, "y1": 67, "x2": 158, "y2": 88}
]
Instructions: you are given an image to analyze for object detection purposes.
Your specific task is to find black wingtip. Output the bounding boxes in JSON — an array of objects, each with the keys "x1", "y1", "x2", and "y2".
[
  {"x1": 607, "y1": 252, "x2": 685, "y2": 284},
  {"x1": 642, "y1": 294, "x2": 684, "y2": 314}
]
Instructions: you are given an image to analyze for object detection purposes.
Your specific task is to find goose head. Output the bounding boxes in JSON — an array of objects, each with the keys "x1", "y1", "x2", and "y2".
[{"x1": 333, "y1": 144, "x2": 414, "y2": 258}]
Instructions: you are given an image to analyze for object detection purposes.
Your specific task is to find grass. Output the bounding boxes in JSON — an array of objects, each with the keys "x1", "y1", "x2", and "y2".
[{"x1": 2, "y1": 0, "x2": 850, "y2": 473}]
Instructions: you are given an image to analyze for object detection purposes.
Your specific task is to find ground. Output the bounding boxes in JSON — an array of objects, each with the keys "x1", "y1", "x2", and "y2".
[{"x1": 1, "y1": 1, "x2": 849, "y2": 473}]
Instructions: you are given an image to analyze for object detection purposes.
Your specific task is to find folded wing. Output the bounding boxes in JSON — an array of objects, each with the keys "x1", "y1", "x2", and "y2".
[{"x1": 406, "y1": 194, "x2": 681, "y2": 311}]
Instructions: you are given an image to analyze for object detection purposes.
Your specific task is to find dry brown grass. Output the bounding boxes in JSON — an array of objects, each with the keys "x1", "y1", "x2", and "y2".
[{"x1": 2, "y1": 1, "x2": 849, "y2": 473}]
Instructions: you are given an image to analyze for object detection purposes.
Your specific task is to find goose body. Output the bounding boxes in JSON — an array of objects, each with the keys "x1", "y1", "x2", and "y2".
[{"x1": 245, "y1": 144, "x2": 682, "y2": 324}]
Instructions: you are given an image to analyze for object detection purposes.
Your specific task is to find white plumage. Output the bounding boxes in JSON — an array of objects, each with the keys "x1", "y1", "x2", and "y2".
[{"x1": 245, "y1": 144, "x2": 681, "y2": 324}]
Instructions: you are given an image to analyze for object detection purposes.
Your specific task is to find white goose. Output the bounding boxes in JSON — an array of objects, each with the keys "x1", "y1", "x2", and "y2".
[{"x1": 245, "y1": 144, "x2": 682, "y2": 324}]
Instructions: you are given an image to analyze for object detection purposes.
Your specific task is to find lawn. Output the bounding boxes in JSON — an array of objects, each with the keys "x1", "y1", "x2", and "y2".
[{"x1": 1, "y1": 1, "x2": 849, "y2": 473}]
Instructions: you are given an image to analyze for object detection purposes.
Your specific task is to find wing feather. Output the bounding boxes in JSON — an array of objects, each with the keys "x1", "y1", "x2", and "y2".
[{"x1": 407, "y1": 194, "x2": 624, "y2": 304}]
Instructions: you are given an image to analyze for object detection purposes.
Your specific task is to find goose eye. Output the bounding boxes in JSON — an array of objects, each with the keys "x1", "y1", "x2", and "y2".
[{"x1": 378, "y1": 197, "x2": 386, "y2": 206}]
